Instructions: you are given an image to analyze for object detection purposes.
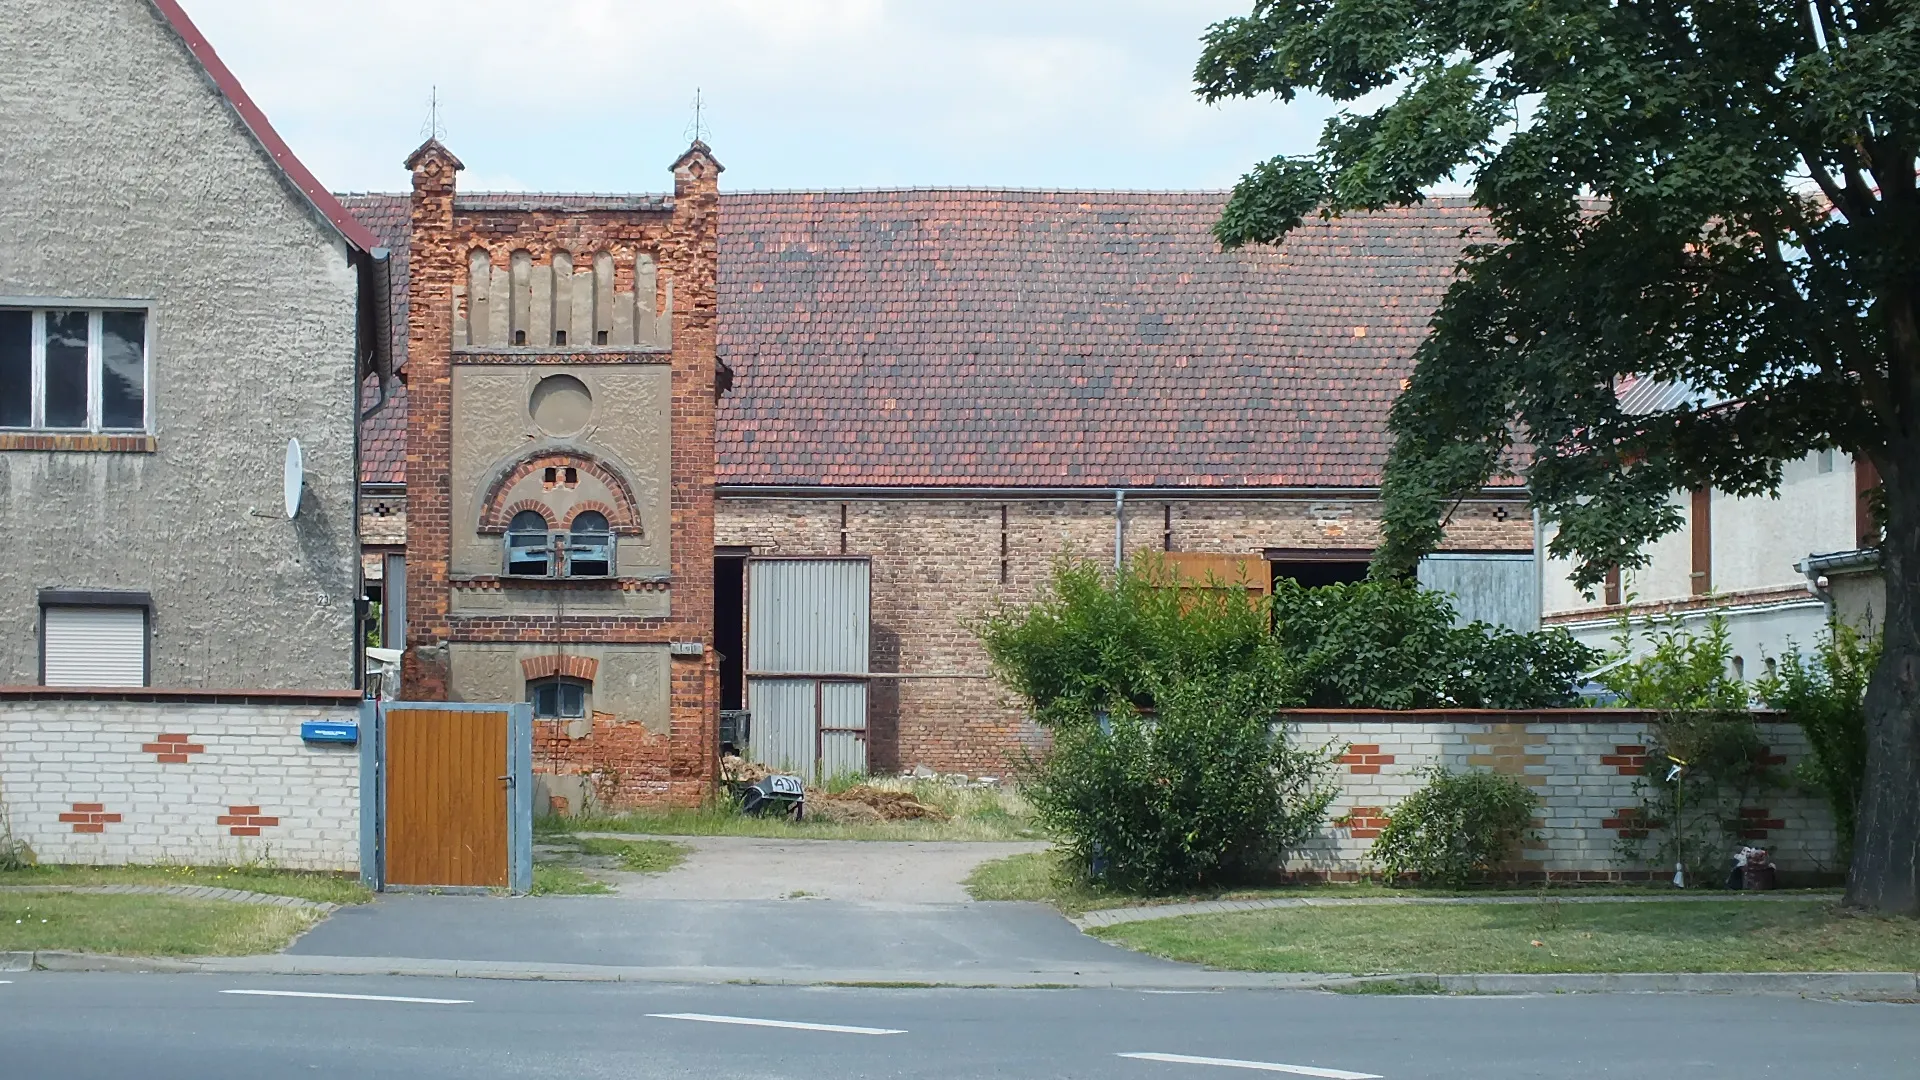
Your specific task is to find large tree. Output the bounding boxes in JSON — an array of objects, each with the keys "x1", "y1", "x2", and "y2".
[{"x1": 1197, "y1": 1, "x2": 1920, "y2": 912}]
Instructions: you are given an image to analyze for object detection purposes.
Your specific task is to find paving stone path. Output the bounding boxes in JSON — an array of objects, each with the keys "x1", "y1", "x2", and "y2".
[
  {"x1": 1072, "y1": 890, "x2": 1834, "y2": 928},
  {"x1": 0, "y1": 883, "x2": 336, "y2": 914}
]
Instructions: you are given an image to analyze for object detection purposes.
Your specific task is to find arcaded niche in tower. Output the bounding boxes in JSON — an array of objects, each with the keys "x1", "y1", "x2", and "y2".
[{"x1": 398, "y1": 137, "x2": 723, "y2": 808}]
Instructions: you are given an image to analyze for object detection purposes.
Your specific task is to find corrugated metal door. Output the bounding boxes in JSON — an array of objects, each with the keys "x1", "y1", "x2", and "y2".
[
  {"x1": 42, "y1": 607, "x2": 146, "y2": 686},
  {"x1": 1418, "y1": 553, "x2": 1538, "y2": 631},
  {"x1": 746, "y1": 558, "x2": 870, "y2": 778}
]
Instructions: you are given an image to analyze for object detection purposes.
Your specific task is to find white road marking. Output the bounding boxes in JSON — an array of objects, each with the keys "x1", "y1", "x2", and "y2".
[
  {"x1": 1137, "y1": 989, "x2": 1219, "y2": 995},
  {"x1": 1118, "y1": 1052, "x2": 1382, "y2": 1078},
  {"x1": 221, "y1": 990, "x2": 471, "y2": 1005},
  {"x1": 648, "y1": 1012, "x2": 905, "y2": 1035}
]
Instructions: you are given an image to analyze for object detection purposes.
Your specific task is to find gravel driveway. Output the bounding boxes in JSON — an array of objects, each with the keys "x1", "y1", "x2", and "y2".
[{"x1": 568, "y1": 833, "x2": 1050, "y2": 903}]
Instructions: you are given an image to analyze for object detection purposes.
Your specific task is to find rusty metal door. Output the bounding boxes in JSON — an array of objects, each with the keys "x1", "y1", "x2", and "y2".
[{"x1": 373, "y1": 702, "x2": 532, "y2": 892}]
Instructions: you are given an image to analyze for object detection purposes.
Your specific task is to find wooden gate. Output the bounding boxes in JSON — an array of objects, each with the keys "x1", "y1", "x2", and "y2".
[{"x1": 364, "y1": 701, "x2": 532, "y2": 893}]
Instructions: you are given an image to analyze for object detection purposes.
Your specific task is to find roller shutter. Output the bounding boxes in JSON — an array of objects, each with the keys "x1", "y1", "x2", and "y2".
[{"x1": 42, "y1": 606, "x2": 147, "y2": 686}]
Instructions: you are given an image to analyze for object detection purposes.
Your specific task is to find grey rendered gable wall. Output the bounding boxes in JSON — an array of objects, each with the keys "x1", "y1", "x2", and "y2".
[{"x1": 0, "y1": 0, "x2": 360, "y2": 688}]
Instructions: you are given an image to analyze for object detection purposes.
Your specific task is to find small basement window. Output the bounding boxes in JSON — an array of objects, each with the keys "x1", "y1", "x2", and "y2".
[{"x1": 529, "y1": 676, "x2": 588, "y2": 719}]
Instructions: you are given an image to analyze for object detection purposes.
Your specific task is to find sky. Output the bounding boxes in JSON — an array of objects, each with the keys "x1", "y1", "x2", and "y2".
[{"x1": 181, "y1": 0, "x2": 1349, "y2": 195}]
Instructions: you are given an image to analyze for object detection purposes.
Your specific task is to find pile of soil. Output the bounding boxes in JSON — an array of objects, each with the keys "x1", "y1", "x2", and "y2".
[{"x1": 817, "y1": 785, "x2": 950, "y2": 823}]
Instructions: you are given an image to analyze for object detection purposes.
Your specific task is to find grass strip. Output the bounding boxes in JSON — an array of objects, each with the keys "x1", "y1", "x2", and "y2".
[
  {"x1": 1093, "y1": 899, "x2": 1920, "y2": 974},
  {"x1": 530, "y1": 864, "x2": 613, "y2": 895},
  {"x1": 0, "y1": 864, "x2": 370, "y2": 905},
  {"x1": 0, "y1": 892, "x2": 319, "y2": 956},
  {"x1": 573, "y1": 838, "x2": 688, "y2": 874}
]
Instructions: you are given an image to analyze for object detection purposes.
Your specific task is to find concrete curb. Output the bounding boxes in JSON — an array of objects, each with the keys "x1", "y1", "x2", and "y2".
[
  {"x1": 0, "y1": 884, "x2": 336, "y2": 914},
  {"x1": 13, "y1": 951, "x2": 1917, "y2": 997},
  {"x1": 1072, "y1": 892, "x2": 1837, "y2": 929}
]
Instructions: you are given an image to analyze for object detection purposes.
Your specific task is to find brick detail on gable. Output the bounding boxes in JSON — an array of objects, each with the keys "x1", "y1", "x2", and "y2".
[
  {"x1": 59, "y1": 802, "x2": 121, "y2": 834},
  {"x1": 521, "y1": 654, "x2": 599, "y2": 682},
  {"x1": 477, "y1": 451, "x2": 643, "y2": 535},
  {"x1": 141, "y1": 733, "x2": 206, "y2": 764},
  {"x1": 217, "y1": 805, "x2": 281, "y2": 837}
]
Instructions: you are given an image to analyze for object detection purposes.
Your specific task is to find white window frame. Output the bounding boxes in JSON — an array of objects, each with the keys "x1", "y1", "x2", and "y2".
[{"x1": 0, "y1": 299, "x2": 152, "y2": 433}]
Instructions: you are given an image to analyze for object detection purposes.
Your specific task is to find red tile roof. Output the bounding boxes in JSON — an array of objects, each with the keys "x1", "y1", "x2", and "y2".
[{"x1": 341, "y1": 190, "x2": 1488, "y2": 489}]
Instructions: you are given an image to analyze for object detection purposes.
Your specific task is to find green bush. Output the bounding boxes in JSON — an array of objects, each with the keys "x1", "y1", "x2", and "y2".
[
  {"x1": 1369, "y1": 767, "x2": 1539, "y2": 887},
  {"x1": 1273, "y1": 578, "x2": 1597, "y2": 709},
  {"x1": 1025, "y1": 678, "x2": 1340, "y2": 894},
  {"x1": 1757, "y1": 621, "x2": 1879, "y2": 858},
  {"x1": 980, "y1": 557, "x2": 1292, "y2": 727}
]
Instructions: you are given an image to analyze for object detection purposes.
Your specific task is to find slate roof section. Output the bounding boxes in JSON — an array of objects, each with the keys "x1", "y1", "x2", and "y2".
[{"x1": 340, "y1": 190, "x2": 1489, "y2": 489}]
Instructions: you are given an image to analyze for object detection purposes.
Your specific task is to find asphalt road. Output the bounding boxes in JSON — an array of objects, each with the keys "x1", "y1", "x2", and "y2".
[
  {"x1": 2, "y1": 972, "x2": 1913, "y2": 1079},
  {"x1": 291, "y1": 893, "x2": 1179, "y2": 977}
]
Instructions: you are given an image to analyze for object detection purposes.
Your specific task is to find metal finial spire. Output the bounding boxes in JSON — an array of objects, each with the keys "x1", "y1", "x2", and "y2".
[
  {"x1": 686, "y1": 87, "x2": 709, "y2": 144},
  {"x1": 422, "y1": 86, "x2": 447, "y2": 142}
]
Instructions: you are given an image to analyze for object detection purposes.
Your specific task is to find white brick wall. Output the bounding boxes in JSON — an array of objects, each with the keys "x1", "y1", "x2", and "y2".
[
  {"x1": 0, "y1": 701, "x2": 360, "y2": 872},
  {"x1": 1284, "y1": 716, "x2": 1839, "y2": 878}
]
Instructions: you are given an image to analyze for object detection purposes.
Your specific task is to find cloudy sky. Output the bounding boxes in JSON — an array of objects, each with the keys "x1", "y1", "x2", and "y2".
[{"x1": 182, "y1": 0, "x2": 1347, "y2": 194}]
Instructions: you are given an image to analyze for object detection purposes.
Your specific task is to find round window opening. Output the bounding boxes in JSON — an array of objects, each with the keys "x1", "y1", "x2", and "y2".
[{"x1": 529, "y1": 374, "x2": 593, "y2": 436}]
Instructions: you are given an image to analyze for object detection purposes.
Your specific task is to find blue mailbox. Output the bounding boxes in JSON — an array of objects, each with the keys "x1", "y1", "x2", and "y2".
[{"x1": 301, "y1": 720, "x2": 359, "y2": 745}]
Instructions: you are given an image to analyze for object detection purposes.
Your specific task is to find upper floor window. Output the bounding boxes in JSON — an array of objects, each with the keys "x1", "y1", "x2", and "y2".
[
  {"x1": 506, "y1": 510, "x2": 553, "y2": 576},
  {"x1": 569, "y1": 511, "x2": 612, "y2": 577},
  {"x1": 0, "y1": 307, "x2": 148, "y2": 431}
]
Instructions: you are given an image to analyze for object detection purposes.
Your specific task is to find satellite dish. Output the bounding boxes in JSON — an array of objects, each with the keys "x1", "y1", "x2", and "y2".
[{"x1": 284, "y1": 438, "x2": 305, "y2": 519}]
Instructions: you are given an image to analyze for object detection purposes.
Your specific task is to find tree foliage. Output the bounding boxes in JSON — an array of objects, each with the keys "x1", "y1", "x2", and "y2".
[
  {"x1": 1199, "y1": 0, "x2": 1920, "y2": 912},
  {"x1": 1758, "y1": 620, "x2": 1883, "y2": 856}
]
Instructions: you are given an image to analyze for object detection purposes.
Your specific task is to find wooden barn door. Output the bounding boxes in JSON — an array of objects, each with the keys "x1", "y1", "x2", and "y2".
[{"x1": 382, "y1": 706, "x2": 513, "y2": 888}]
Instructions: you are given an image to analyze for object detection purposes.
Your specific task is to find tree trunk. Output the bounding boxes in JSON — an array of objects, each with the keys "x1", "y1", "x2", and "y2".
[{"x1": 1846, "y1": 442, "x2": 1920, "y2": 913}]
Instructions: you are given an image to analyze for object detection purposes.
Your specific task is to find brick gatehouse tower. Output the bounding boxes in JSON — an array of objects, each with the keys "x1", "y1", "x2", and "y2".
[{"x1": 398, "y1": 138, "x2": 722, "y2": 808}]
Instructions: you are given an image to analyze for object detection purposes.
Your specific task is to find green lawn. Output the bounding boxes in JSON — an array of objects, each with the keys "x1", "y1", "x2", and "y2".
[
  {"x1": 540, "y1": 782, "x2": 1041, "y2": 843},
  {"x1": 0, "y1": 863, "x2": 371, "y2": 905},
  {"x1": 0, "y1": 893, "x2": 320, "y2": 956},
  {"x1": 964, "y1": 851, "x2": 1839, "y2": 915},
  {"x1": 1094, "y1": 900, "x2": 1920, "y2": 973}
]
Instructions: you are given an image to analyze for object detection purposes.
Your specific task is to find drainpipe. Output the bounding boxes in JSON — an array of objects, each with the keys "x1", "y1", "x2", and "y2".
[
  {"x1": 1114, "y1": 489, "x2": 1126, "y2": 571},
  {"x1": 1532, "y1": 507, "x2": 1546, "y2": 630}
]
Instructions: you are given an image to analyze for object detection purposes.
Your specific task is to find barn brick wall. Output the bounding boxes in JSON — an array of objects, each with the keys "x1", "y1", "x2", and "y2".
[
  {"x1": 716, "y1": 494, "x2": 1532, "y2": 775},
  {"x1": 0, "y1": 700, "x2": 361, "y2": 871},
  {"x1": 1285, "y1": 711, "x2": 1838, "y2": 878}
]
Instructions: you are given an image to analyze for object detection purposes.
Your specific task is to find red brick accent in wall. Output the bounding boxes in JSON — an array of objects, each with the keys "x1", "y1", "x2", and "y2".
[
  {"x1": 59, "y1": 802, "x2": 121, "y2": 833},
  {"x1": 1601, "y1": 744, "x2": 1647, "y2": 776},
  {"x1": 1734, "y1": 807, "x2": 1787, "y2": 840},
  {"x1": 218, "y1": 805, "x2": 280, "y2": 837},
  {"x1": 521, "y1": 654, "x2": 599, "y2": 681},
  {"x1": 1602, "y1": 807, "x2": 1650, "y2": 840},
  {"x1": 1755, "y1": 745, "x2": 1788, "y2": 767},
  {"x1": 1338, "y1": 744, "x2": 1396, "y2": 775},
  {"x1": 1340, "y1": 806, "x2": 1390, "y2": 840},
  {"x1": 141, "y1": 732, "x2": 206, "y2": 764}
]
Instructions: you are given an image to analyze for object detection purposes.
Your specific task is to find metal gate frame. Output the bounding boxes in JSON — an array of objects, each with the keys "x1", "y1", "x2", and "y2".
[{"x1": 358, "y1": 699, "x2": 533, "y2": 894}]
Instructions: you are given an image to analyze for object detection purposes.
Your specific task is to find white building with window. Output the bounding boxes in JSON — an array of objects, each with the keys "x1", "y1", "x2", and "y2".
[
  {"x1": 1541, "y1": 445, "x2": 1883, "y2": 681},
  {"x1": 0, "y1": 0, "x2": 388, "y2": 689}
]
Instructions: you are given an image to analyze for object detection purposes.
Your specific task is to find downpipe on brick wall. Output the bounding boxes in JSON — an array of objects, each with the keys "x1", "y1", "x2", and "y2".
[{"x1": 1114, "y1": 489, "x2": 1126, "y2": 571}]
